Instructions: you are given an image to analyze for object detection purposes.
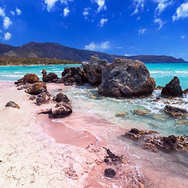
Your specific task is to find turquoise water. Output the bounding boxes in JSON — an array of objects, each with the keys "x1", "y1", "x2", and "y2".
[{"x1": 0, "y1": 63, "x2": 187, "y2": 89}]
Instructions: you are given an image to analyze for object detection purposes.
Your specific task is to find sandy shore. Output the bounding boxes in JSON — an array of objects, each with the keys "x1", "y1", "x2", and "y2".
[{"x1": 1, "y1": 82, "x2": 188, "y2": 188}]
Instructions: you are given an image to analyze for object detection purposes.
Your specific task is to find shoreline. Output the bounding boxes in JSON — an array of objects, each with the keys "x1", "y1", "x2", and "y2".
[{"x1": 0, "y1": 81, "x2": 188, "y2": 187}]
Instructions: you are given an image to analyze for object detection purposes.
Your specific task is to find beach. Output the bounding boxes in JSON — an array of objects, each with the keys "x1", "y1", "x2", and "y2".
[{"x1": 0, "y1": 81, "x2": 188, "y2": 188}]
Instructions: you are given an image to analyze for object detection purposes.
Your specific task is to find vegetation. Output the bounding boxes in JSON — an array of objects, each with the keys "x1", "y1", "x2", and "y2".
[{"x1": 0, "y1": 56, "x2": 81, "y2": 66}]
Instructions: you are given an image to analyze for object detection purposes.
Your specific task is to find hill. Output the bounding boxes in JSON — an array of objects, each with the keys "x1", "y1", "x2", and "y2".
[{"x1": 0, "y1": 42, "x2": 185, "y2": 63}]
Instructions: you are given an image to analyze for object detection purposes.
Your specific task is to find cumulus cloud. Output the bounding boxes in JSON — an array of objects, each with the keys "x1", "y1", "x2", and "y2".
[
  {"x1": 45, "y1": 0, "x2": 72, "y2": 12},
  {"x1": 63, "y1": 7, "x2": 70, "y2": 17},
  {"x1": 3, "y1": 17, "x2": 12, "y2": 29},
  {"x1": 172, "y1": 2, "x2": 188, "y2": 21},
  {"x1": 16, "y1": 7, "x2": 22, "y2": 15},
  {"x1": 0, "y1": 7, "x2": 5, "y2": 17},
  {"x1": 154, "y1": 0, "x2": 173, "y2": 15},
  {"x1": 93, "y1": 0, "x2": 106, "y2": 12},
  {"x1": 10, "y1": 11, "x2": 15, "y2": 16},
  {"x1": 85, "y1": 41, "x2": 110, "y2": 51},
  {"x1": 138, "y1": 28, "x2": 146, "y2": 35},
  {"x1": 154, "y1": 18, "x2": 166, "y2": 30},
  {"x1": 99, "y1": 18, "x2": 108, "y2": 27},
  {"x1": 4, "y1": 32, "x2": 12, "y2": 40},
  {"x1": 131, "y1": 0, "x2": 145, "y2": 16}
]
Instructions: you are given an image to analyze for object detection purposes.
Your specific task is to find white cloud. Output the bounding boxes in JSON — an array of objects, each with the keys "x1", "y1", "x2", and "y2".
[
  {"x1": 93, "y1": 0, "x2": 106, "y2": 12},
  {"x1": 172, "y1": 2, "x2": 188, "y2": 21},
  {"x1": 99, "y1": 18, "x2": 108, "y2": 27},
  {"x1": 154, "y1": 0, "x2": 173, "y2": 15},
  {"x1": 4, "y1": 32, "x2": 12, "y2": 40},
  {"x1": 138, "y1": 28, "x2": 146, "y2": 35},
  {"x1": 63, "y1": 7, "x2": 70, "y2": 17},
  {"x1": 154, "y1": 18, "x2": 166, "y2": 30},
  {"x1": 125, "y1": 54, "x2": 135, "y2": 56},
  {"x1": 181, "y1": 35, "x2": 186, "y2": 39},
  {"x1": 0, "y1": 7, "x2": 5, "y2": 17},
  {"x1": 83, "y1": 7, "x2": 91, "y2": 19},
  {"x1": 16, "y1": 7, "x2": 22, "y2": 15},
  {"x1": 116, "y1": 46, "x2": 123, "y2": 49},
  {"x1": 45, "y1": 0, "x2": 72, "y2": 12},
  {"x1": 85, "y1": 41, "x2": 110, "y2": 51},
  {"x1": 3, "y1": 17, "x2": 12, "y2": 29},
  {"x1": 10, "y1": 11, "x2": 15, "y2": 16},
  {"x1": 131, "y1": 0, "x2": 145, "y2": 16}
]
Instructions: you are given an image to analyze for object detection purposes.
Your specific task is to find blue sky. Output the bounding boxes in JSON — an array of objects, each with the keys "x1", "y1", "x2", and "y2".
[{"x1": 0, "y1": 0, "x2": 188, "y2": 60}]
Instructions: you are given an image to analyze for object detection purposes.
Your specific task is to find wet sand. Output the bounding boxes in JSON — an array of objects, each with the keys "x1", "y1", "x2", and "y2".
[{"x1": 0, "y1": 82, "x2": 188, "y2": 188}]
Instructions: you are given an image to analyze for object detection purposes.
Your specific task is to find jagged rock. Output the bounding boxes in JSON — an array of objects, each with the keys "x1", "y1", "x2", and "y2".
[
  {"x1": 184, "y1": 89, "x2": 188, "y2": 94},
  {"x1": 5, "y1": 101, "x2": 20, "y2": 109},
  {"x1": 15, "y1": 73, "x2": 39, "y2": 84},
  {"x1": 161, "y1": 76, "x2": 183, "y2": 97},
  {"x1": 104, "y1": 148, "x2": 123, "y2": 165},
  {"x1": 164, "y1": 105, "x2": 188, "y2": 118},
  {"x1": 104, "y1": 168, "x2": 116, "y2": 178},
  {"x1": 162, "y1": 135, "x2": 178, "y2": 152},
  {"x1": 134, "y1": 109, "x2": 150, "y2": 116},
  {"x1": 42, "y1": 69, "x2": 59, "y2": 83},
  {"x1": 35, "y1": 92, "x2": 51, "y2": 105},
  {"x1": 53, "y1": 93, "x2": 71, "y2": 104},
  {"x1": 59, "y1": 66, "x2": 88, "y2": 85},
  {"x1": 142, "y1": 143, "x2": 158, "y2": 153},
  {"x1": 25, "y1": 81, "x2": 47, "y2": 95},
  {"x1": 98, "y1": 58, "x2": 156, "y2": 98},
  {"x1": 82, "y1": 55, "x2": 108, "y2": 86}
]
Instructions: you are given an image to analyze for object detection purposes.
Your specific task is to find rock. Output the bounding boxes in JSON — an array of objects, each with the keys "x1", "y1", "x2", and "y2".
[
  {"x1": 104, "y1": 148, "x2": 123, "y2": 165},
  {"x1": 51, "y1": 102, "x2": 72, "y2": 118},
  {"x1": 142, "y1": 143, "x2": 158, "y2": 153},
  {"x1": 155, "y1": 86, "x2": 163, "y2": 90},
  {"x1": 164, "y1": 105, "x2": 188, "y2": 118},
  {"x1": 184, "y1": 89, "x2": 188, "y2": 94},
  {"x1": 60, "y1": 66, "x2": 88, "y2": 85},
  {"x1": 134, "y1": 109, "x2": 150, "y2": 116},
  {"x1": 42, "y1": 69, "x2": 59, "y2": 83},
  {"x1": 161, "y1": 76, "x2": 183, "y2": 97},
  {"x1": 152, "y1": 115, "x2": 166, "y2": 121},
  {"x1": 35, "y1": 92, "x2": 51, "y2": 105},
  {"x1": 162, "y1": 135, "x2": 178, "y2": 152},
  {"x1": 53, "y1": 93, "x2": 71, "y2": 104},
  {"x1": 25, "y1": 81, "x2": 47, "y2": 95},
  {"x1": 176, "y1": 120, "x2": 188, "y2": 125},
  {"x1": 15, "y1": 73, "x2": 39, "y2": 84},
  {"x1": 115, "y1": 112, "x2": 126, "y2": 117},
  {"x1": 29, "y1": 95, "x2": 36, "y2": 100},
  {"x1": 5, "y1": 101, "x2": 20, "y2": 109},
  {"x1": 98, "y1": 58, "x2": 156, "y2": 98},
  {"x1": 104, "y1": 168, "x2": 116, "y2": 178},
  {"x1": 82, "y1": 55, "x2": 108, "y2": 86}
]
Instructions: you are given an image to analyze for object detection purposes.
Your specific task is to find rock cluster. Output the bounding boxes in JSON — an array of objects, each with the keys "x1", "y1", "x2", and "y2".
[
  {"x1": 125, "y1": 128, "x2": 188, "y2": 152},
  {"x1": 98, "y1": 58, "x2": 156, "y2": 98},
  {"x1": 42, "y1": 69, "x2": 59, "y2": 83}
]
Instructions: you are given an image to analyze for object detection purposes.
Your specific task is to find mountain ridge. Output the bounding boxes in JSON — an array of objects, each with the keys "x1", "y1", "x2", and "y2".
[{"x1": 0, "y1": 42, "x2": 186, "y2": 63}]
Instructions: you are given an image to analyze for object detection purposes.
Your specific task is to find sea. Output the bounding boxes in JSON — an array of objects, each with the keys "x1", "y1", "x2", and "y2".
[{"x1": 0, "y1": 62, "x2": 188, "y2": 187}]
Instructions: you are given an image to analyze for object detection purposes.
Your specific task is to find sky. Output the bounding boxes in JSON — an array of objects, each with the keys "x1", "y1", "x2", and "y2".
[{"x1": 0, "y1": 0, "x2": 188, "y2": 60}]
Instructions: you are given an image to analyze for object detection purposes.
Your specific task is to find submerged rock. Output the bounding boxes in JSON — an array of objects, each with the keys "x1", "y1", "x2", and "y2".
[
  {"x1": 42, "y1": 69, "x2": 59, "y2": 83},
  {"x1": 25, "y1": 81, "x2": 47, "y2": 95},
  {"x1": 15, "y1": 73, "x2": 39, "y2": 84},
  {"x1": 134, "y1": 109, "x2": 150, "y2": 116},
  {"x1": 164, "y1": 105, "x2": 188, "y2": 118},
  {"x1": 82, "y1": 55, "x2": 108, "y2": 86},
  {"x1": 5, "y1": 101, "x2": 20, "y2": 109},
  {"x1": 161, "y1": 76, "x2": 183, "y2": 97},
  {"x1": 176, "y1": 120, "x2": 188, "y2": 125},
  {"x1": 104, "y1": 168, "x2": 116, "y2": 178},
  {"x1": 98, "y1": 58, "x2": 156, "y2": 98},
  {"x1": 115, "y1": 112, "x2": 126, "y2": 117}
]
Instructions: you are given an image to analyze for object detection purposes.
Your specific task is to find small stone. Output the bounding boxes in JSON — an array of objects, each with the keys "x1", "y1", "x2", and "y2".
[
  {"x1": 115, "y1": 112, "x2": 126, "y2": 117},
  {"x1": 134, "y1": 109, "x2": 150, "y2": 116},
  {"x1": 104, "y1": 168, "x2": 116, "y2": 178},
  {"x1": 5, "y1": 101, "x2": 20, "y2": 109},
  {"x1": 29, "y1": 95, "x2": 36, "y2": 100}
]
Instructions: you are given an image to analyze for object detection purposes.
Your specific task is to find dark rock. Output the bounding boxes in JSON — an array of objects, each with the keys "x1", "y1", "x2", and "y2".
[
  {"x1": 104, "y1": 168, "x2": 116, "y2": 178},
  {"x1": 155, "y1": 86, "x2": 163, "y2": 90},
  {"x1": 35, "y1": 92, "x2": 51, "y2": 105},
  {"x1": 53, "y1": 93, "x2": 70, "y2": 104},
  {"x1": 42, "y1": 69, "x2": 59, "y2": 83},
  {"x1": 60, "y1": 66, "x2": 88, "y2": 85},
  {"x1": 162, "y1": 135, "x2": 178, "y2": 152},
  {"x1": 161, "y1": 76, "x2": 183, "y2": 97},
  {"x1": 130, "y1": 128, "x2": 140, "y2": 135},
  {"x1": 184, "y1": 89, "x2": 188, "y2": 94},
  {"x1": 15, "y1": 73, "x2": 39, "y2": 84},
  {"x1": 82, "y1": 55, "x2": 108, "y2": 86},
  {"x1": 104, "y1": 148, "x2": 122, "y2": 165},
  {"x1": 25, "y1": 81, "x2": 47, "y2": 95},
  {"x1": 164, "y1": 105, "x2": 188, "y2": 118},
  {"x1": 5, "y1": 101, "x2": 20, "y2": 109},
  {"x1": 98, "y1": 58, "x2": 156, "y2": 98},
  {"x1": 29, "y1": 95, "x2": 36, "y2": 100}
]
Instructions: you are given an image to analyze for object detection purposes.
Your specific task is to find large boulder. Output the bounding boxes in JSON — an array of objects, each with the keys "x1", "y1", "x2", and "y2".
[
  {"x1": 25, "y1": 81, "x2": 47, "y2": 95},
  {"x1": 42, "y1": 69, "x2": 59, "y2": 83},
  {"x1": 53, "y1": 93, "x2": 71, "y2": 104},
  {"x1": 59, "y1": 66, "x2": 88, "y2": 85},
  {"x1": 164, "y1": 105, "x2": 188, "y2": 118},
  {"x1": 161, "y1": 76, "x2": 183, "y2": 97},
  {"x1": 82, "y1": 55, "x2": 108, "y2": 86},
  {"x1": 15, "y1": 73, "x2": 39, "y2": 85},
  {"x1": 98, "y1": 58, "x2": 156, "y2": 98}
]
